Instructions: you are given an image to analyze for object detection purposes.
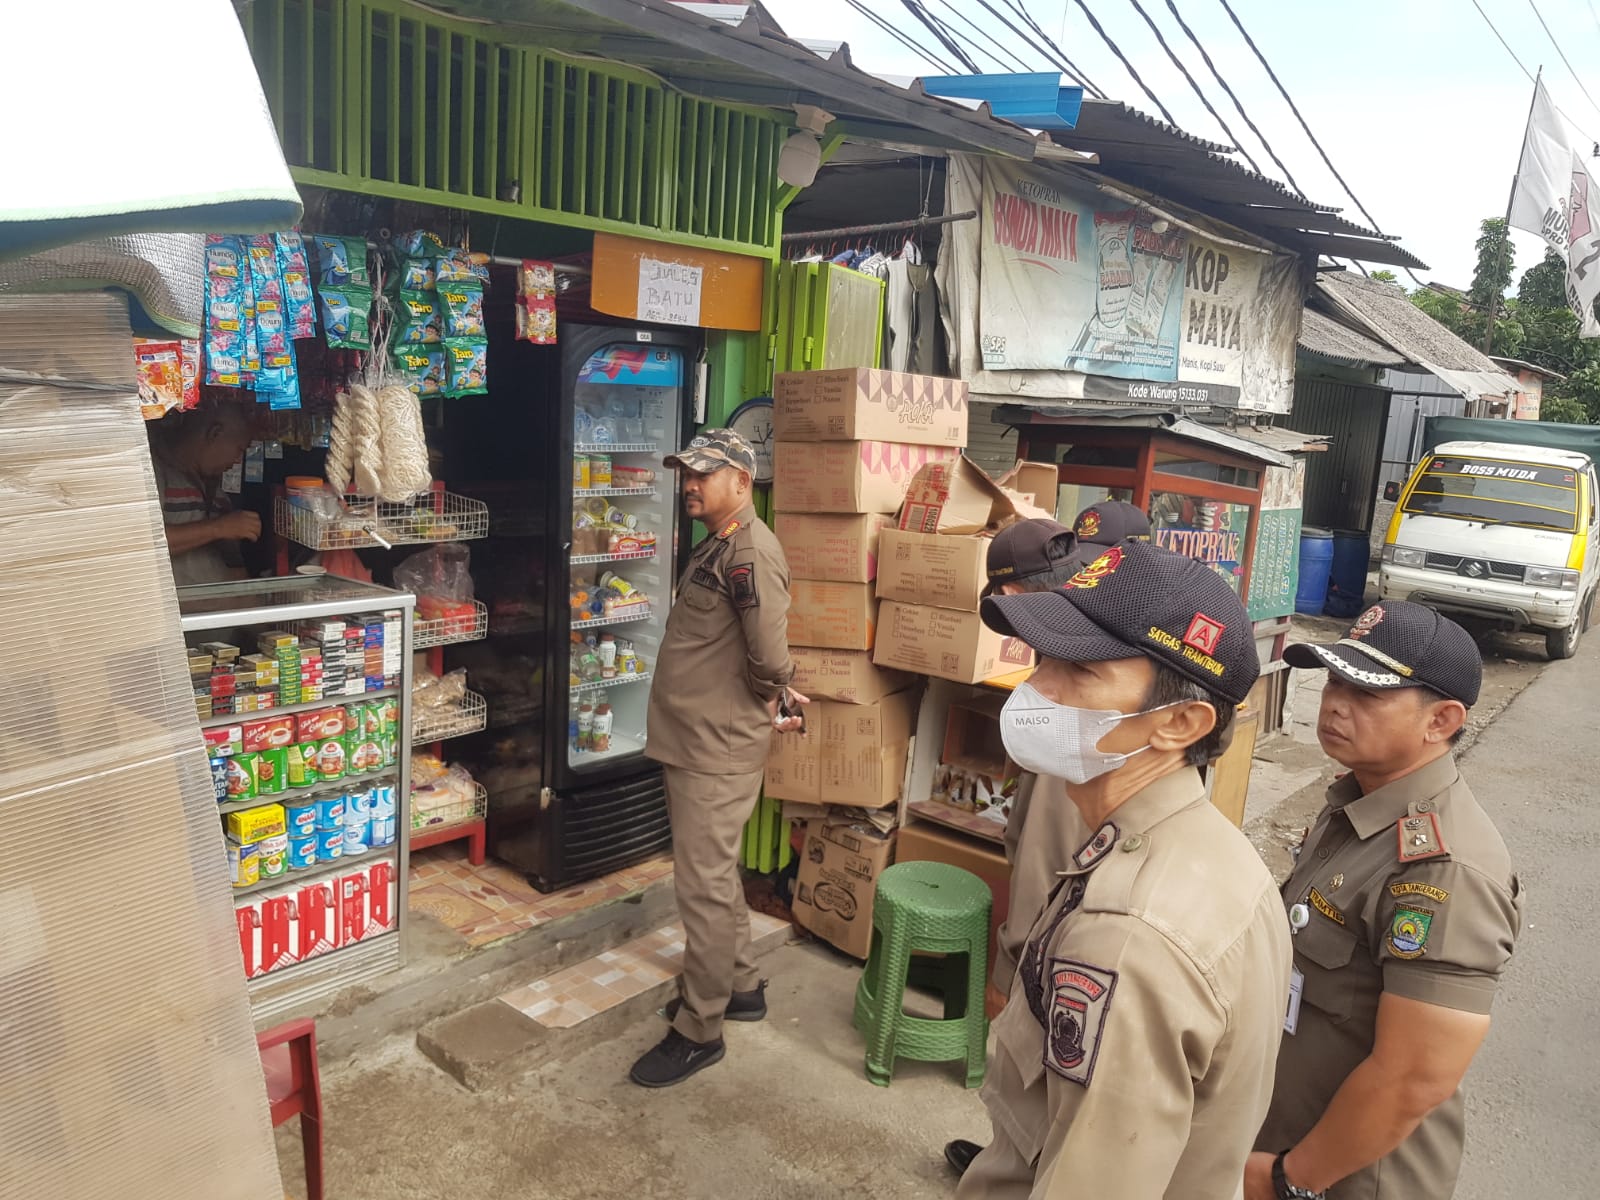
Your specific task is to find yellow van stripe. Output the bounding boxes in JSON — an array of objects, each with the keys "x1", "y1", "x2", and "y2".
[{"x1": 1569, "y1": 474, "x2": 1588, "y2": 572}]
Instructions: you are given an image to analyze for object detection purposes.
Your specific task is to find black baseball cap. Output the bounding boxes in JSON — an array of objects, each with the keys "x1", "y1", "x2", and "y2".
[
  {"x1": 1284, "y1": 601, "x2": 1482, "y2": 706},
  {"x1": 981, "y1": 539, "x2": 1260, "y2": 705},
  {"x1": 1069, "y1": 501, "x2": 1151, "y2": 563},
  {"x1": 982, "y1": 518, "x2": 1077, "y2": 598},
  {"x1": 664, "y1": 428, "x2": 758, "y2": 476}
]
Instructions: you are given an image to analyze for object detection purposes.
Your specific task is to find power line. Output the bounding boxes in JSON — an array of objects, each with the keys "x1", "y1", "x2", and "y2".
[
  {"x1": 1469, "y1": 0, "x2": 1600, "y2": 147},
  {"x1": 925, "y1": 0, "x2": 1038, "y2": 73},
  {"x1": 999, "y1": 0, "x2": 1108, "y2": 97},
  {"x1": 1211, "y1": 0, "x2": 1419, "y2": 283},
  {"x1": 1525, "y1": 0, "x2": 1600, "y2": 122},
  {"x1": 1161, "y1": 0, "x2": 1305, "y2": 192},
  {"x1": 1070, "y1": 0, "x2": 1178, "y2": 123},
  {"x1": 1119, "y1": 0, "x2": 1261, "y2": 170},
  {"x1": 901, "y1": 0, "x2": 984, "y2": 72},
  {"x1": 844, "y1": 0, "x2": 961, "y2": 74},
  {"x1": 959, "y1": 0, "x2": 1106, "y2": 97}
]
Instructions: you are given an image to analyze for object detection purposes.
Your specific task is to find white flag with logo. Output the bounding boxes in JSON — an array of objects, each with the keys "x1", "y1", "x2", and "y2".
[{"x1": 1508, "y1": 81, "x2": 1600, "y2": 337}]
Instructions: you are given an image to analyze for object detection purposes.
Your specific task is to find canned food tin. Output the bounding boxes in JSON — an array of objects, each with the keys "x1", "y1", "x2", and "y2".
[
  {"x1": 256, "y1": 747, "x2": 288, "y2": 795},
  {"x1": 284, "y1": 801, "x2": 318, "y2": 838},
  {"x1": 287, "y1": 834, "x2": 317, "y2": 870},
  {"x1": 314, "y1": 828, "x2": 344, "y2": 862},
  {"x1": 227, "y1": 753, "x2": 259, "y2": 801},
  {"x1": 313, "y1": 795, "x2": 346, "y2": 830}
]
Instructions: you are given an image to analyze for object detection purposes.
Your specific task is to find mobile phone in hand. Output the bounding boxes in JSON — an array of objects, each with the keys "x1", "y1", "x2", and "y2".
[{"x1": 777, "y1": 689, "x2": 805, "y2": 733}]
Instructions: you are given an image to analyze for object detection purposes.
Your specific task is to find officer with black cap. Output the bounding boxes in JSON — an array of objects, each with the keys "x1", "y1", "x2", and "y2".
[
  {"x1": 957, "y1": 540, "x2": 1291, "y2": 1200},
  {"x1": 1069, "y1": 498, "x2": 1152, "y2": 557},
  {"x1": 1246, "y1": 601, "x2": 1522, "y2": 1200}
]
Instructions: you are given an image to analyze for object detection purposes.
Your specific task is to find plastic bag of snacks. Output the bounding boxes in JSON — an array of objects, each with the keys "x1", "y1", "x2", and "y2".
[
  {"x1": 319, "y1": 288, "x2": 372, "y2": 350},
  {"x1": 438, "y1": 281, "x2": 485, "y2": 339},
  {"x1": 444, "y1": 339, "x2": 488, "y2": 396},
  {"x1": 393, "y1": 346, "x2": 445, "y2": 398},
  {"x1": 276, "y1": 232, "x2": 318, "y2": 339},
  {"x1": 393, "y1": 291, "x2": 443, "y2": 344}
]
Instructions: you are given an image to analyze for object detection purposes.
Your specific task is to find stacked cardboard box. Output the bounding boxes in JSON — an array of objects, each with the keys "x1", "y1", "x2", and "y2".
[{"x1": 872, "y1": 456, "x2": 1041, "y2": 685}]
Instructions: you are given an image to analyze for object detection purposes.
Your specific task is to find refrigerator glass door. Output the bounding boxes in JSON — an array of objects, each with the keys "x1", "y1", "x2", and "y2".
[{"x1": 566, "y1": 343, "x2": 684, "y2": 773}]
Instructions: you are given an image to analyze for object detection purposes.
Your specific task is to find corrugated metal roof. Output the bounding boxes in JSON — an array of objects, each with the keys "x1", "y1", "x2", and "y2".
[
  {"x1": 989, "y1": 404, "x2": 1295, "y2": 467},
  {"x1": 1298, "y1": 307, "x2": 1407, "y2": 366}
]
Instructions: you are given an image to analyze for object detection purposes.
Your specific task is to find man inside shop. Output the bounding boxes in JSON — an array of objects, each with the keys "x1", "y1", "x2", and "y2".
[
  {"x1": 958, "y1": 539, "x2": 1291, "y2": 1199},
  {"x1": 631, "y1": 428, "x2": 807, "y2": 1089},
  {"x1": 148, "y1": 400, "x2": 260, "y2": 585},
  {"x1": 1246, "y1": 602, "x2": 1521, "y2": 1200},
  {"x1": 942, "y1": 503, "x2": 1154, "y2": 1179}
]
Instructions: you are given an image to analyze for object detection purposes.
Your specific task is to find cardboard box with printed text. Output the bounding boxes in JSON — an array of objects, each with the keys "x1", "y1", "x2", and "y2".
[
  {"x1": 774, "y1": 440, "x2": 960, "y2": 514},
  {"x1": 790, "y1": 646, "x2": 914, "y2": 704},
  {"x1": 873, "y1": 600, "x2": 1035, "y2": 684},
  {"x1": 792, "y1": 820, "x2": 897, "y2": 959},
  {"x1": 774, "y1": 368, "x2": 968, "y2": 447},
  {"x1": 875, "y1": 527, "x2": 991, "y2": 611},
  {"x1": 788, "y1": 579, "x2": 879, "y2": 650},
  {"x1": 776, "y1": 512, "x2": 895, "y2": 582}
]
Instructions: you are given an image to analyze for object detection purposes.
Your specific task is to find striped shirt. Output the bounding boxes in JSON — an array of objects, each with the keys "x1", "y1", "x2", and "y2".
[{"x1": 152, "y1": 455, "x2": 237, "y2": 586}]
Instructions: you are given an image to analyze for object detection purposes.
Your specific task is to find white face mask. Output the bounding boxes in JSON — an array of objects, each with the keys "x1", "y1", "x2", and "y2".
[{"x1": 999, "y1": 682, "x2": 1178, "y2": 785}]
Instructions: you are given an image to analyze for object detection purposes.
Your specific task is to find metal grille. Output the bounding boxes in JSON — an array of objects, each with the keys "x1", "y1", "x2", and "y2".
[
  {"x1": 241, "y1": 0, "x2": 787, "y2": 251},
  {"x1": 1424, "y1": 552, "x2": 1524, "y2": 581}
]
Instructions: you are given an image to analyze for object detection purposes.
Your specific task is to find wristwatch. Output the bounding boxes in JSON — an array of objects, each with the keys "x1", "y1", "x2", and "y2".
[{"x1": 1273, "y1": 1152, "x2": 1326, "y2": 1200}]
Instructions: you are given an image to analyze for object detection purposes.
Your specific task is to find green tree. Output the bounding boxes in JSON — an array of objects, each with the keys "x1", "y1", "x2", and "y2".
[
  {"x1": 1518, "y1": 249, "x2": 1567, "y2": 311},
  {"x1": 1370, "y1": 269, "x2": 1398, "y2": 283},
  {"x1": 1469, "y1": 218, "x2": 1515, "y2": 354}
]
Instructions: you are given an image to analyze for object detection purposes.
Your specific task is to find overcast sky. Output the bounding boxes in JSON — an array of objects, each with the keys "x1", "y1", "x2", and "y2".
[{"x1": 761, "y1": 0, "x2": 1600, "y2": 289}]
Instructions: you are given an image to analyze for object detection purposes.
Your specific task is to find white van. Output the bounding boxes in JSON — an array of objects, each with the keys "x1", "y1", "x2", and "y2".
[{"x1": 1380, "y1": 439, "x2": 1599, "y2": 660}]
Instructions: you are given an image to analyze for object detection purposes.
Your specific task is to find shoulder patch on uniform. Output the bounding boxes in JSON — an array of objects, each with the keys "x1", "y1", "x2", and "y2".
[
  {"x1": 727, "y1": 561, "x2": 759, "y2": 610},
  {"x1": 1308, "y1": 887, "x2": 1346, "y2": 926},
  {"x1": 1396, "y1": 811, "x2": 1450, "y2": 863},
  {"x1": 716, "y1": 518, "x2": 743, "y2": 540},
  {"x1": 1043, "y1": 958, "x2": 1118, "y2": 1087},
  {"x1": 1073, "y1": 822, "x2": 1119, "y2": 871},
  {"x1": 1390, "y1": 881, "x2": 1450, "y2": 903},
  {"x1": 1388, "y1": 905, "x2": 1434, "y2": 959}
]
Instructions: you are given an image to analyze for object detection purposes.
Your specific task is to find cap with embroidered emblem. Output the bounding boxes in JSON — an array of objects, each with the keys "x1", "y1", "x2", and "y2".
[
  {"x1": 982, "y1": 518, "x2": 1077, "y2": 597},
  {"x1": 663, "y1": 428, "x2": 758, "y2": 476},
  {"x1": 979, "y1": 537, "x2": 1260, "y2": 705},
  {"x1": 1283, "y1": 600, "x2": 1481, "y2": 706},
  {"x1": 1068, "y1": 501, "x2": 1151, "y2": 563}
]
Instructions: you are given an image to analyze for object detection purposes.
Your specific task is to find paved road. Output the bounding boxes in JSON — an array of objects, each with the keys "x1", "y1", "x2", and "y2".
[{"x1": 1457, "y1": 632, "x2": 1600, "y2": 1196}]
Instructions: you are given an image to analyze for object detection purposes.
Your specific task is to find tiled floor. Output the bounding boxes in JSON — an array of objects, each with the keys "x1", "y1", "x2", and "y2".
[
  {"x1": 499, "y1": 913, "x2": 788, "y2": 1028},
  {"x1": 407, "y1": 845, "x2": 675, "y2": 949}
]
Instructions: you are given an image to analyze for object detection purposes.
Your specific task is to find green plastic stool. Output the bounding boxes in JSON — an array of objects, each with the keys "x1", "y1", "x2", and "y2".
[{"x1": 852, "y1": 861, "x2": 992, "y2": 1088}]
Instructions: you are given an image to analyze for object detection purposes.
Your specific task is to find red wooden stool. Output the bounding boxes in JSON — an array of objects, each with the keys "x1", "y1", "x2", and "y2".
[{"x1": 257, "y1": 1018, "x2": 324, "y2": 1200}]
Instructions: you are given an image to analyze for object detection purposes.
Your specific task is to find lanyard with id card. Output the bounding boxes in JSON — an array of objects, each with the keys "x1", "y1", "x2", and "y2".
[{"x1": 1285, "y1": 899, "x2": 1310, "y2": 1034}]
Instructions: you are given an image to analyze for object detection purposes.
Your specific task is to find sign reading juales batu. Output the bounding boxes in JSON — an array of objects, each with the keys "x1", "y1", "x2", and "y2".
[{"x1": 978, "y1": 161, "x2": 1304, "y2": 413}]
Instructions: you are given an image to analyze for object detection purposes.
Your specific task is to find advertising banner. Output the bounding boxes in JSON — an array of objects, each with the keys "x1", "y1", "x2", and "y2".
[{"x1": 978, "y1": 161, "x2": 1300, "y2": 409}]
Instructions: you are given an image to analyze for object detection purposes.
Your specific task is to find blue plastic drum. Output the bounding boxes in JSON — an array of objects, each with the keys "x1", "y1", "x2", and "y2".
[
  {"x1": 1325, "y1": 530, "x2": 1371, "y2": 619},
  {"x1": 1296, "y1": 527, "x2": 1335, "y2": 616}
]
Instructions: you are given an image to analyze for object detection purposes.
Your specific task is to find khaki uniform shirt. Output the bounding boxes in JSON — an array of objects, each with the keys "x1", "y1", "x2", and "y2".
[
  {"x1": 960, "y1": 769, "x2": 1292, "y2": 1200},
  {"x1": 645, "y1": 506, "x2": 794, "y2": 774},
  {"x1": 996, "y1": 771, "x2": 1080, "y2": 991},
  {"x1": 1256, "y1": 754, "x2": 1522, "y2": 1200}
]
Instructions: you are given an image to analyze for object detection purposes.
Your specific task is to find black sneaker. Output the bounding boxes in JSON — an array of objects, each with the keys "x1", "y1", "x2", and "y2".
[
  {"x1": 628, "y1": 1029, "x2": 726, "y2": 1088},
  {"x1": 944, "y1": 1139, "x2": 984, "y2": 1176},
  {"x1": 664, "y1": 979, "x2": 768, "y2": 1024}
]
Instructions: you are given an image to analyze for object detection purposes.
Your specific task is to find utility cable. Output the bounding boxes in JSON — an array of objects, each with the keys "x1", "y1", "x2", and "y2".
[
  {"x1": 1161, "y1": 0, "x2": 1305, "y2": 192},
  {"x1": 1120, "y1": 0, "x2": 1261, "y2": 169},
  {"x1": 995, "y1": 0, "x2": 1108, "y2": 96},
  {"x1": 1469, "y1": 0, "x2": 1600, "y2": 149},
  {"x1": 901, "y1": 0, "x2": 984, "y2": 73},
  {"x1": 844, "y1": 0, "x2": 961, "y2": 74},
  {"x1": 1525, "y1": 0, "x2": 1600, "y2": 122},
  {"x1": 926, "y1": 0, "x2": 1038, "y2": 72},
  {"x1": 1070, "y1": 0, "x2": 1178, "y2": 123}
]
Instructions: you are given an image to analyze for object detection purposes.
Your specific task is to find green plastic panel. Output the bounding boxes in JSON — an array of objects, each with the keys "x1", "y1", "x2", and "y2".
[{"x1": 240, "y1": 0, "x2": 787, "y2": 254}]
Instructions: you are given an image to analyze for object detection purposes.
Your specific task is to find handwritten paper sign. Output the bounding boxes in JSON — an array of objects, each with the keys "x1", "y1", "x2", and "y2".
[{"x1": 637, "y1": 257, "x2": 704, "y2": 326}]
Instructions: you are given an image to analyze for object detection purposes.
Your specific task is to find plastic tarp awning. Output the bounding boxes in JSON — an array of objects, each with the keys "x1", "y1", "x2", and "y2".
[{"x1": 0, "y1": 0, "x2": 300, "y2": 258}]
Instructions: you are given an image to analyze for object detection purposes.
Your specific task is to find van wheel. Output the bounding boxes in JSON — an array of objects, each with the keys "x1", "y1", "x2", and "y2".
[{"x1": 1547, "y1": 617, "x2": 1582, "y2": 660}]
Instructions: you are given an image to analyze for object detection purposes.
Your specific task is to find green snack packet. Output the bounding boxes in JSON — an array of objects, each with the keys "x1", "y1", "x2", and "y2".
[
  {"x1": 393, "y1": 346, "x2": 446, "y2": 398},
  {"x1": 444, "y1": 338, "x2": 489, "y2": 396},
  {"x1": 394, "y1": 290, "x2": 443, "y2": 344},
  {"x1": 438, "y1": 279, "x2": 486, "y2": 339},
  {"x1": 319, "y1": 286, "x2": 373, "y2": 350}
]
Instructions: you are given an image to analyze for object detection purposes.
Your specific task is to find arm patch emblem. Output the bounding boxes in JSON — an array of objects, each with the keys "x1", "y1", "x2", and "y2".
[
  {"x1": 1042, "y1": 958, "x2": 1118, "y2": 1088},
  {"x1": 728, "y1": 561, "x2": 759, "y2": 610}
]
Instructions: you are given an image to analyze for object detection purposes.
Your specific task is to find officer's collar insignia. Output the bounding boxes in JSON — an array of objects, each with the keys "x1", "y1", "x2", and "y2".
[
  {"x1": 1396, "y1": 810, "x2": 1449, "y2": 863},
  {"x1": 1073, "y1": 822, "x2": 1120, "y2": 871},
  {"x1": 1043, "y1": 957, "x2": 1118, "y2": 1087},
  {"x1": 1387, "y1": 906, "x2": 1434, "y2": 959},
  {"x1": 716, "y1": 519, "x2": 742, "y2": 539}
]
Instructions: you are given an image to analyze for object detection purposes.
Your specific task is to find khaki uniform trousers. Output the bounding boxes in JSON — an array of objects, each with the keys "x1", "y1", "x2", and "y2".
[{"x1": 664, "y1": 764, "x2": 765, "y2": 1044}]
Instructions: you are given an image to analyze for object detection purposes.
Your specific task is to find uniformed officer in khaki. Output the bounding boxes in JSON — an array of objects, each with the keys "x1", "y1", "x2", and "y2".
[
  {"x1": 959, "y1": 540, "x2": 1292, "y2": 1199},
  {"x1": 1247, "y1": 601, "x2": 1521, "y2": 1200},
  {"x1": 630, "y1": 428, "x2": 807, "y2": 1089}
]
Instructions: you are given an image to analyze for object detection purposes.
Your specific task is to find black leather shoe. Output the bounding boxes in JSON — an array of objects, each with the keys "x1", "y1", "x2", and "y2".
[
  {"x1": 629, "y1": 1029, "x2": 726, "y2": 1088},
  {"x1": 944, "y1": 1139, "x2": 984, "y2": 1176},
  {"x1": 664, "y1": 979, "x2": 768, "y2": 1024}
]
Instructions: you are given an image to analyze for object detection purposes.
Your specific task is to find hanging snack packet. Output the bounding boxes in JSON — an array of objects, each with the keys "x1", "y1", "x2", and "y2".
[
  {"x1": 444, "y1": 338, "x2": 489, "y2": 396},
  {"x1": 276, "y1": 232, "x2": 317, "y2": 340},
  {"x1": 438, "y1": 280, "x2": 485, "y2": 339},
  {"x1": 397, "y1": 230, "x2": 445, "y2": 258},
  {"x1": 179, "y1": 337, "x2": 201, "y2": 408},
  {"x1": 435, "y1": 249, "x2": 490, "y2": 284},
  {"x1": 312, "y1": 234, "x2": 371, "y2": 289},
  {"x1": 394, "y1": 291, "x2": 443, "y2": 344},
  {"x1": 394, "y1": 346, "x2": 446, "y2": 398},
  {"x1": 320, "y1": 288, "x2": 372, "y2": 350},
  {"x1": 516, "y1": 299, "x2": 558, "y2": 344},
  {"x1": 397, "y1": 257, "x2": 436, "y2": 292}
]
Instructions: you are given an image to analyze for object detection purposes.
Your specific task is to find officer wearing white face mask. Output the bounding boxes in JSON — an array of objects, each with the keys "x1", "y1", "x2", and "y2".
[{"x1": 956, "y1": 540, "x2": 1293, "y2": 1200}]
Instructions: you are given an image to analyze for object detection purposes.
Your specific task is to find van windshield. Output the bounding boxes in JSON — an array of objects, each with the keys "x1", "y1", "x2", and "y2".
[{"x1": 1403, "y1": 455, "x2": 1578, "y2": 532}]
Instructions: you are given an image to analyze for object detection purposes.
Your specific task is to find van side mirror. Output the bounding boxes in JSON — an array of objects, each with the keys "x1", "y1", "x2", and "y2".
[{"x1": 1383, "y1": 481, "x2": 1400, "y2": 502}]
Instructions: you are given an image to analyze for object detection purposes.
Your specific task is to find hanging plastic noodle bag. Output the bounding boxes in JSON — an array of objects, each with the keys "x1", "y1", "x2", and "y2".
[
  {"x1": 393, "y1": 346, "x2": 446, "y2": 399},
  {"x1": 515, "y1": 260, "x2": 558, "y2": 344},
  {"x1": 275, "y1": 231, "x2": 318, "y2": 340},
  {"x1": 444, "y1": 338, "x2": 489, "y2": 396},
  {"x1": 393, "y1": 291, "x2": 443, "y2": 344},
  {"x1": 438, "y1": 280, "x2": 486, "y2": 340}
]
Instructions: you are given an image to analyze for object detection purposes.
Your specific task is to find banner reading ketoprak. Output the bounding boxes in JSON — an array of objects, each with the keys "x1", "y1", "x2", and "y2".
[{"x1": 977, "y1": 160, "x2": 1299, "y2": 408}]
